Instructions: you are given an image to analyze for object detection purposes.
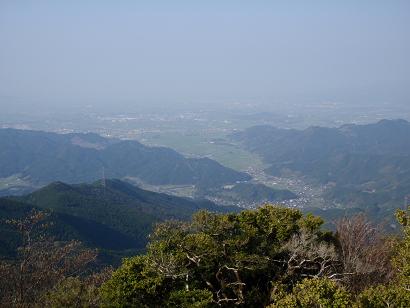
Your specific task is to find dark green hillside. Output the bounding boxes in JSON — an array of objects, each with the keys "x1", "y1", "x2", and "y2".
[
  {"x1": 1, "y1": 179, "x2": 236, "y2": 261},
  {"x1": 0, "y1": 199, "x2": 35, "y2": 258},
  {"x1": 20, "y1": 179, "x2": 227, "y2": 220},
  {"x1": 0, "y1": 199, "x2": 140, "y2": 259},
  {"x1": 0, "y1": 128, "x2": 250, "y2": 195},
  {"x1": 232, "y1": 119, "x2": 410, "y2": 163},
  {"x1": 232, "y1": 119, "x2": 410, "y2": 210}
]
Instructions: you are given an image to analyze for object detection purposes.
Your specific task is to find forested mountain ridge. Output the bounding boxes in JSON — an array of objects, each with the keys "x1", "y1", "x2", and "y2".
[
  {"x1": 0, "y1": 179, "x2": 235, "y2": 260},
  {"x1": 232, "y1": 119, "x2": 410, "y2": 163},
  {"x1": 232, "y1": 119, "x2": 410, "y2": 210},
  {"x1": 0, "y1": 128, "x2": 250, "y2": 195}
]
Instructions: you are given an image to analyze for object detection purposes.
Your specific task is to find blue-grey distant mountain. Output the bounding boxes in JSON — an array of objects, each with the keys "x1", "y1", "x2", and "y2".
[
  {"x1": 232, "y1": 119, "x2": 410, "y2": 210},
  {"x1": 0, "y1": 128, "x2": 250, "y2": 195}
]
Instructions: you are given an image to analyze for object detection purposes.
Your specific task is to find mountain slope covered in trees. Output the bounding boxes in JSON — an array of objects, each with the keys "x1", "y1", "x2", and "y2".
[
  {"x1": 0, "y1": 179, "x2": 235, "y2": 260},
  {"x1": 232, "y1": 119, "x2": 410, "y2": 210},
  {"x1": 0, "y1": 128, "x2": 250, "y2": 195}
]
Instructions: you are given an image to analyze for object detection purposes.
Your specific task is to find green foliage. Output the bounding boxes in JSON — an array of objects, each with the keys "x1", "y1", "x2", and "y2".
[
  {"x1": 268, "y1": 278, "x2": 352, "y2": 308},
  {"x1": 166, "y1": 289, "x2": 214, "y2": 308},
  {"x1": 3, "y1": 203, "x2": 410, "y2": 307},
  {"x1": 298, "y1": 213, "x2": 324, "y2": 233},
  {"x1": 43, "y1": 276, "x2": 102, "y2": 308},
  {"x1": 100, "y1": 256, "x2": 167, "y2": 307},
  {"x1": 101, "y1": 205, "x2": 410, "y2": 307},
  {"x1": 102, "y1": 205, "x2": 339, "y2": 307},
  {"x1": 354, "y1": 206, "x2": 410, "y2": 308},
  {"x1": 357, "y1": 284, "x2": 410, "y2": 308},
  {"x1": 394, "y1": 206, "x2": 410, "y2": 291}
]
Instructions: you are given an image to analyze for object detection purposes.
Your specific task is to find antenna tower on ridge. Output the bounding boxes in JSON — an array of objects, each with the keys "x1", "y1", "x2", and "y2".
[{"x1": 102, "y1": 167, "x2": 106, "y2": 193}]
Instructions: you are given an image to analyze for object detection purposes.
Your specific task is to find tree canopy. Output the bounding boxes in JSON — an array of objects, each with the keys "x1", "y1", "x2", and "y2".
[
  {"x1": 101, "y1": 205, "x2": 410, "y2": 307},
  {"x1": 102, "y1": 205, "x2": 343, "y2": 307},
  {"x1": 2, "y1": 205, "x2": 409, "y2": 307}
]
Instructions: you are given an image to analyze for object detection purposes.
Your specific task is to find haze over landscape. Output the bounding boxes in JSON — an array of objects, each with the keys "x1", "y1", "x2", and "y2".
[
  {"x1": 1, "y1": 0, "x2": 409, "y2": 112},
  {"x1": 1, "y1": 1, "x2": 410, "y2": 307}
]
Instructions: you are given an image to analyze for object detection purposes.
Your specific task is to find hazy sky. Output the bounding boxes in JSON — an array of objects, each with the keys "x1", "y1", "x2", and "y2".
[{"x1": 1, "y1": 1, "x2": 409, "y2": 112}]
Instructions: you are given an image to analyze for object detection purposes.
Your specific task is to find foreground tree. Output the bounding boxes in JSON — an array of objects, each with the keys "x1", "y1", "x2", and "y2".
[
  {"x1": 42, "y1": 268, "x2": 113, "y2": 308},
  {"x1": 356, "y1": 206, "x2": 410, "y2": 307},
  {"x1": 0, "y1": 210, "x2": 102, "y2": 307},
  {"x1": 394, "y1": 206, "x2": 410, "y2": 292},
  {"x1": 101, "y1": 205, "x2": 410, "y2": 307},
  {"x1": 357, "y1": 284, "x2": 410, "y2": 308},
  {"x1": 335, "y1": 214, "x2": 394, "y2": 293},
  {"x1": 101, "y1": 205, "x2": 343, "y2": 307},
  {"x1": 3, "y1": 205, "x2": 409, "y2": 306},
  {"x1": 268, "y1": 278, "x2": 352, "y2": 308}
]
